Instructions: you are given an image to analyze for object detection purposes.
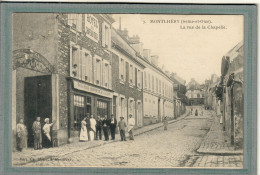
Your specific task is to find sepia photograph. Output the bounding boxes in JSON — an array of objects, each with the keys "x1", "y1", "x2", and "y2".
[{"x1": 10, "y1": 13, "x2": 245, "y2": 169}]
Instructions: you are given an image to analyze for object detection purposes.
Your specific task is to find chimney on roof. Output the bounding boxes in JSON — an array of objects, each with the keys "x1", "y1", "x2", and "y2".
[
  {"x1": 143, "y1": 49, "x2": 151, "y2": 62},
  {"x1": 151, "y1": 55, "x2": 159, "y2": 67}
]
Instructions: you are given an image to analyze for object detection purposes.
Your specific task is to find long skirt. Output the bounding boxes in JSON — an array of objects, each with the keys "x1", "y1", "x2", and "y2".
[
  {"x1": 89, "y1": 130, "x2": 95, "y2": 141},
  {"x1": 80, "y1": 127, "x2": 88, "y2": 141},
  {"x1": 17, "y1": 135, "x2": 27, "y2": 151},
  {"x1": 42, "y1": 133, "x2": 52, "y2": 148}
]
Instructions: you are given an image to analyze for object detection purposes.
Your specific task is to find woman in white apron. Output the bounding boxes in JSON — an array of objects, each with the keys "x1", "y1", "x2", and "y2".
[{"x1": 80, "y1": 117, "x2": 88, "y2": 142}]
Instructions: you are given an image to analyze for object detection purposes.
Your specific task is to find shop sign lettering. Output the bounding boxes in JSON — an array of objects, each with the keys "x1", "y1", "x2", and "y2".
[
  {"x1": 73, "y1": 80, "x2": 113, "y2": 98},
  {"x1": 85, "y1": 14, "x2": 99, "y2": 43}
]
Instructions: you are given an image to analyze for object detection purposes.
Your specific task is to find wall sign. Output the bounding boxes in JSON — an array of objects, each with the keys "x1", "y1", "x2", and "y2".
[
  {"x1": 85, "y1": 14, "x2": 99, "y2": 43},
  {"x1": 73, "y1": 80, "x2": 113, "y2": 98}
]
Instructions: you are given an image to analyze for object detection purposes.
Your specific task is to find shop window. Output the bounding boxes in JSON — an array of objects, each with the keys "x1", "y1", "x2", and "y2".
[
  {"x1": 97, "y1": 100, "x2": 108, "y2": 119},
  {"x1": 73, "y1": 95, "x2": 85, "y2": 129}
]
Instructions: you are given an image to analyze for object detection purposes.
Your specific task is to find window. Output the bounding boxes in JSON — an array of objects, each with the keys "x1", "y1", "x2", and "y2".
[
  {"x1": 162, "y1": 82, "x2": 165, "y2": 96},
  {"x1": 144, "y1": 71, "x2": 147, "y2": 89},
  {"x1": 137, "y1": 69, "x2": 142, "y2": 89},
  {"x1": 73, "y1": 95, "x2": 85, "y2": 129},
  {"x1": 103, "y1": 62, "x2": 109, "y2": 88},
  {"x1": 84, "y1": 52, "x2": 92, "y2": 83},
  {"x1": 129, "y1": 64, "x2": 133, "y2": 85},
  {"x1": 97, "y1": 100, "x2": 108, "y2": 119},
  {"x1": 156, "y1": 78, "x2": 158, "y2": 93},
  {"x1": 133, "y1": 67, "x2": 136, "y2": 86},
  {"x1": 152, "y1": 76, "x2": 154, "y2": 91},
  {"x1": 102, "y1": 22, "x2": 111, "y2": 48},
  {"x1": 95, "y1": 58, "x2": 101, "y2": 85},
  {"x1": 71, "y1": 46, "x2": 80, "y2": 78},
  {"x1": 119, "y1": 58, "x2": 125, "y2": 82},
  {"x1": 148, "y1": 73, "x2": 151, "y2": 90},
  {"x1": 68, "y1": 14, "x2": 82, "y2": 32},
  {"x1": 197, "y1": 94, "x2": 200, "y2": 98},
  {"x1": 159, "y1": 80, "x2": 161, "y2": 94}
]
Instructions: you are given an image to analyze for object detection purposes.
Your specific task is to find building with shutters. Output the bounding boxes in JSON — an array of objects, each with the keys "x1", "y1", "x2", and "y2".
[
  {"x1": 12, "y1": 13, "x2": 115, "y2": 150},
  {"x1": 111, "y1": 28, "x2": 145, "y2": 128}
]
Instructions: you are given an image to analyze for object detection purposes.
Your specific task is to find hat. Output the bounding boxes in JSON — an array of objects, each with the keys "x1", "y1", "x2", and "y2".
[
  {"x1": 44, "y1": 118, "x2": 49, "y2": 123},
  {"x1": 120, "y1": 116, "x2": 124, "y2": 119}
]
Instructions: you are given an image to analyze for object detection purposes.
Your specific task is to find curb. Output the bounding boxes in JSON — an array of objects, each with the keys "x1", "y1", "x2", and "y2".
[{"x1": 196, "y1": 111, "x2": 243, "y2": 156}]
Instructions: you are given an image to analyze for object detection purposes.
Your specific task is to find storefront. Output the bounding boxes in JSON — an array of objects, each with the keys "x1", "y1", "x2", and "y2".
[{"x1": 67, "y1": 78, "x2": 113, "y2": 141}]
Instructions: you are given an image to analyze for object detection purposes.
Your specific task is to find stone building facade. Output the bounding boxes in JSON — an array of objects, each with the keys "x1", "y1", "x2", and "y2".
[{"x1": 12, "y1": 13, "x2": 115, "y2": 149}]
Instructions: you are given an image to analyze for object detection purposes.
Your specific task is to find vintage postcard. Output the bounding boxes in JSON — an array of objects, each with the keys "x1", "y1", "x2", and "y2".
[{"x1": 0, "y1": 3, "x2": 257, "y2": 175}]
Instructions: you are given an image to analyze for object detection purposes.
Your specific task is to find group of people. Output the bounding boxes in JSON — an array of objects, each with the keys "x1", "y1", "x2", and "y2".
[
  {"x1": 16, "y1": 117, "x2": 55, "y2": 151},
  {"x1": 79, "y1": 114, "x2": 135, "y2": 142}
]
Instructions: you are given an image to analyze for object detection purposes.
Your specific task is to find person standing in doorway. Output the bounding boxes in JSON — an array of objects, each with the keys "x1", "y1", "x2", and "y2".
[
  {"x1": 118, "y1": 116, "x2": 127, "y2": 141},
  {"x1": 89, "y1": 115, "x2": 96, "y2": 141},
  {"x1": 16, "y1": 118, "x2": 28, "y2": 151},
  {"x1": 42, "y1": 118, "x2": 55, "y2": 148},
  {"x1": 80, "y1": 117, "x2": 88, "y2": 142},
  {"x1": 128, "y1": 114, "x2": 135, "y2": 140},
  {"x1": 95, "y1": 116, "x2": 102, "y2": 140},
  {"x1": 110, "y1": 114, "x2": 117, "y2": 140},
  {"x1": 32, "y1": 117, "x2": 42, "y2": 150},
  {"x1": 102, "y1": 115, "x2": 109, "y2": 141}
]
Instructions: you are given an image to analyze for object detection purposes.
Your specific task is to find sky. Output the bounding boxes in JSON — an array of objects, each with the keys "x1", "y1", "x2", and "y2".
[{"x1": 112, "y1": 14, "x2": 244, "y2": 84}]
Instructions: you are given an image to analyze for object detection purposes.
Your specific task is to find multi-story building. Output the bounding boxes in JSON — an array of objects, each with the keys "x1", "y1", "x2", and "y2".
[
  {"x1": 139, "y1": 50, "x2": 174, "y2": 125},
  {"x1": 170, "y1": 73, "x2": 187, "y2": 117},
  {"x1": 186, "y1": 78, "x2": 205, "y2": 105},
  {"x1": 12, "y1": 13, "x2": 115, "y2": 149},
  {"x1": 111, "y1": 28, "x2": 145, "y2": 127},
  {"x1": 221, "y1": 41, "x2": 244, "y2": 149}
]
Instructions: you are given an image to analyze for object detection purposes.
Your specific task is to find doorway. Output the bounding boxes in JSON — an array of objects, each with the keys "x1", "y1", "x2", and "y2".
[{"x1": 24, "y1": 75, "x2": 52, "y2": 147}]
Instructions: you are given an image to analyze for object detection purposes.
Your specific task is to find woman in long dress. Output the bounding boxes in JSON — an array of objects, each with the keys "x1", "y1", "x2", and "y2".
[
  {"x1": 89, "y1": 115, "x2": 96, "y2": 141},
  {"x1": 16, "y1": 118, "x2": 28, "y2": 151},
  {"x1": 80, "y1": 117, "x2": 88, "y2": 142}
]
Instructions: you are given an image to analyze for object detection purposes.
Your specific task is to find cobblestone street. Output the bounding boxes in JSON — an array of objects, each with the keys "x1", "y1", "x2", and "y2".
[{"x1": 13, "y1": 109, "x2": 243, "y2": 168}]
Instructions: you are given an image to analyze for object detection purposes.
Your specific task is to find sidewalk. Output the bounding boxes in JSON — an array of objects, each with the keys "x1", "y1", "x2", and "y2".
[
  {"x1": 13, "y1": 111, "x2": 189, "y2": 166},
  {"x1": 196, "y1": 111, "x2": 243, "y2": 155}
]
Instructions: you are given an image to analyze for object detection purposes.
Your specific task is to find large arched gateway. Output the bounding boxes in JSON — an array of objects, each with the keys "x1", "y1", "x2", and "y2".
[{"x1": 12, "y1": 49, "x2": 58, "y2": 149}]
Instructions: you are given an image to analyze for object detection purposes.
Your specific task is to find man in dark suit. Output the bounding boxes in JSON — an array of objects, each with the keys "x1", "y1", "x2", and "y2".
[
  {"x1": 109, "y1": 114, "x2": 117, "y2": 140},
  {"x1": 95, "y1": 116, "x2": 102, "y2": 140},
  {"x1": 102, "y1": 115, "x2": 109, "y2": 141}
]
